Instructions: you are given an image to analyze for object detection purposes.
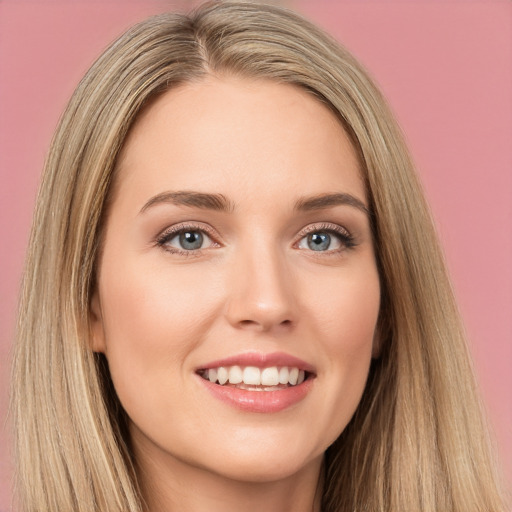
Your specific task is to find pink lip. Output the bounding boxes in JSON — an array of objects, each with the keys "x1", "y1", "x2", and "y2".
[
  {"x1": 198, "y1": 376, "x2": 314, "y2": 413},
  {"x1": 197, "y1": 351, "x2": 316, "y2": 373},
  {"x1": 196, "y1": 351, "x2": 316, "y2": 413}
]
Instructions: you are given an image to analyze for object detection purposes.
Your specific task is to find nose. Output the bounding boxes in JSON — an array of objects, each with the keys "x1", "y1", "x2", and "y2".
[{"x1": 224, "y1": 244, "x2": 298, "y2": 332}]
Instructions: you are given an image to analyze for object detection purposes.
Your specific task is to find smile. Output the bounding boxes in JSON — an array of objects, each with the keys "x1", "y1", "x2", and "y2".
[
  {"x1": 196, "y1": 353, "x2": 315, "y2": 412},
  {"x1": 198, "y1": 365, "x2": 307, "y2": 389}
]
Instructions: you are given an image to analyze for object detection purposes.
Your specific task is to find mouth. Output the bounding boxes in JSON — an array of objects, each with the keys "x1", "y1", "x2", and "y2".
[
  {"x1": 195, "y1": 352, "x2": 315, "y2": 412},
  {"x1": 197, "y1": 365, "x2": 312, "y2": 391}
]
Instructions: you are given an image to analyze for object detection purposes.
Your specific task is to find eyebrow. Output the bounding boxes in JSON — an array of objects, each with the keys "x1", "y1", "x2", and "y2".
[
  {"x1": 140, "y1": 191, "x2": 235, "y2": 214},
  {"x1": 294, "y1": 193, "x2": 370, "y2": 216},
  {"x1": 139, "y1": 190, "x2": 369, "y2": 216}
]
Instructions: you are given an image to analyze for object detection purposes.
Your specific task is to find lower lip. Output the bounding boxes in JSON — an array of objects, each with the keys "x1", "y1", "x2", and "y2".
[{"x1": 198, "y1": 377, "x2": 314, "y2": 413}]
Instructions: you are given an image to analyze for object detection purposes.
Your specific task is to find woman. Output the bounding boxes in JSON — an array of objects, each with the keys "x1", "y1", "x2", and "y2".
[{"x1": 11, "y1": 1, "x2": 507, "y2": 511}]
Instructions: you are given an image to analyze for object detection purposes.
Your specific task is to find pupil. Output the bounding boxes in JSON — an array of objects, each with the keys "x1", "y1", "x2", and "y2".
[
  {"x1": 308, "y1": 232, "x2": 330, "y2": 251},
  {"x1": 180, "y1": 231, "x2": 203, "y2": 250}
]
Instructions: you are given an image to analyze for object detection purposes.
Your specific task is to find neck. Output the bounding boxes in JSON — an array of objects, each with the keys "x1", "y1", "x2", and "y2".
[{"x1": 134, "y1": 438, "x2": 324, "y2": 512}]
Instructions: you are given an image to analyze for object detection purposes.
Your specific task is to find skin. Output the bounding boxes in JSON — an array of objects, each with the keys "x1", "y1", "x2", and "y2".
[{"x1": 90, "y1": 76, "x2": 381, "y2": 512}]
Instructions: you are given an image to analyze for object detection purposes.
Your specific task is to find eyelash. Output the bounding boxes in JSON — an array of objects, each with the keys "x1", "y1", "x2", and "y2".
[
  {"x1": 296, "y1": 223, "x2": 356, "y2": 254},
  {"x1": 155, "y1": 222, "x2": 356, "y2": 256},
  {"x1": 156, "y1": 222, "x2": 219, "y2": 257}
]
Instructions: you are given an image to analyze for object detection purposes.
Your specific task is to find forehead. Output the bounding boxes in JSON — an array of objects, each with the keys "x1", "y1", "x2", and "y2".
[{"x1": 113, "y1": 76, "x2": 365, "y2": 211}]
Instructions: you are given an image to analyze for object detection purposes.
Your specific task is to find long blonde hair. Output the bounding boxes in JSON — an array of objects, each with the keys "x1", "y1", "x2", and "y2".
[{"x1": 12, "y1": 2, "x2": 507, "y2": 511}]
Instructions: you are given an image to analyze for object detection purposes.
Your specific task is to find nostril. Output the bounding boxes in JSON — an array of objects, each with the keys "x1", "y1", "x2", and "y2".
[
  {"x1": 237, "y1": 318, "x2": 293, "y2": 331},
  {"x1": 239, "y1": 319, "x2": 257, "y2": 327}
]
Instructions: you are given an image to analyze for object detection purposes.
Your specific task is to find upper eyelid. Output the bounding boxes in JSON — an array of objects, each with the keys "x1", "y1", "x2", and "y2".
[
  {"x1": 296, "y1": 222, "x2": 351, "y2": 238},
  {"x1": 157, "y1": 222, "x2": 219, "y2": 242}
]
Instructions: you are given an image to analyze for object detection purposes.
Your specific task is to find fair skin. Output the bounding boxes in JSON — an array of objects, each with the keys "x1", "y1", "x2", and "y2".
[{"x1": 91, "y1": 76, "x2": 381, "y2": 512}]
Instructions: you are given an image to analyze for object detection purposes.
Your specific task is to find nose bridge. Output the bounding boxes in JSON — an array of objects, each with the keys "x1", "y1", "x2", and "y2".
[{"x1": 224, "y1": 235, "x2": 297, "y2": 331}]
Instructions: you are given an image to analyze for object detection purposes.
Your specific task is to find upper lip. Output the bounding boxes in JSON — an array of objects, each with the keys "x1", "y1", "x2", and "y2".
[{"x1": 197, "y1": 351, "x2": 316, "y2": 374}]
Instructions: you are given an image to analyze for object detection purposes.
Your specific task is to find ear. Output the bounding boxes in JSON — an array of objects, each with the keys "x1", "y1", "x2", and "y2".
[{"x1": 89, "y1": 291, "x2": 107, "y2": 354}]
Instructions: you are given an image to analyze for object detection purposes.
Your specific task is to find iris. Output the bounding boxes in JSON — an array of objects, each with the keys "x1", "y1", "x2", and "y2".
[
  {"x1": 308, "y1": 233, "x2": 331, "y2": 251},
  {"x1": 179, "y1": 231, "x2": 203, "y2": 250}
]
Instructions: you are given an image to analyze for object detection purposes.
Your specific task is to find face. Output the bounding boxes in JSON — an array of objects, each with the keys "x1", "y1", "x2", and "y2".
[{"x1": 91, "y1": 77, "x2": 380, "y2": 485}]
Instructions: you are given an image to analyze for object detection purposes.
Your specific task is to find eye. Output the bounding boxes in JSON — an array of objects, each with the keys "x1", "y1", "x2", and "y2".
[
  {"x1": 296, "y1": 224, "x2": 355, "y2": 253},
  {"x1": 298, "y1": 232, "x2": 337, "y2": 251},
  {"x1": 172, "y1": 230, "x2": 207, "y2": 250},
  {"x1": 156, "y1": 224, "x2": 218, "y2": 254}
]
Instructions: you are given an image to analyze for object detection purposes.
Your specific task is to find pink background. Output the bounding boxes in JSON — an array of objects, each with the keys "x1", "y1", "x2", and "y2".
[{"x1": 1, "y1": 1, "x2": 510, "y2": 509}]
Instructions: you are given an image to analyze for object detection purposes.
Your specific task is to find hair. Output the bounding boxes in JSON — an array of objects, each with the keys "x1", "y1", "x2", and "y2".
[{"x1": 11, "y1": 1, "x2": 508, "y2": 511}]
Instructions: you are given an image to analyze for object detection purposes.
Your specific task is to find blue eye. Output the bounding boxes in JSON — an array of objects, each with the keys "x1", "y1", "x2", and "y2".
[
  {"x1": 306, "y1": 232, "x2": 331, "y2": 251},
  {"x1": 157, "y1": 227, "x2": 214, "y2": 253},
  {"x1": 297, "y1": 226, "x2": 354, "y2": 253},
  {"x1": 298, "y1": 231, "x2": 340, "y2": 252},
  {"x1": 177, "y1": 230, "x2": 204, "y2": 250}
]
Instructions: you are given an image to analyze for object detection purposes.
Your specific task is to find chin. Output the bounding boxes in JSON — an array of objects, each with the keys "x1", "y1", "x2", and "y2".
[
  {"x1": 189, "y1": 433, "x2": 325, "y2": 484},
  {"x1": 202, "y1": 452, "x2": 322, "y2": 484}
]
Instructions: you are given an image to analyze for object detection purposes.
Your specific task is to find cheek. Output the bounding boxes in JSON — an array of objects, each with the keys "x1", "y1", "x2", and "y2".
[
  {"x1": 304, "y1": 265, "x2": 380, "y2": 436},
  {"x1": 308, "y1": 264, "x2": 381, "y2": 351},
  {"x1": 100, "y1": 255, "x2": 214, "y2": 344},
  {"x1": 96, "y1": 257, "x2": 219, "y2": 395}
]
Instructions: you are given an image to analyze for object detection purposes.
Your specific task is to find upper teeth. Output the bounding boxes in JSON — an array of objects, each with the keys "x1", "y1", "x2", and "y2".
[{"x1": 203, "y1": 366, "x2": 306, "y2": 387}]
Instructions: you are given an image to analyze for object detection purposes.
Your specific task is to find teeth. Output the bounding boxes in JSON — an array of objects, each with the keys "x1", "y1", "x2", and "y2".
[
  {"x1": 203, "y1": 365, "x2": 307, "y2": 388},
  {"x1": 261, "y1": 367, "x2": 279, "y2": 386},
  {"x1": 243, "y1": 366, "x2": 261, "y2": 385},
  {"x1": 288, "y1": 367, "x2": 299, "y2": 385},
  {"x1": 278, "y1": 367, "x2": 289, "y2": 384},
  {"x1": 217, "y1": 367, "x2": 228, "y2": 385},
  {"x1": 228, "y1": 366, "x2": 243, "y2": 384},
  {"x1": 208, "y1": 368, "x2": 217, "y2": 383}
]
